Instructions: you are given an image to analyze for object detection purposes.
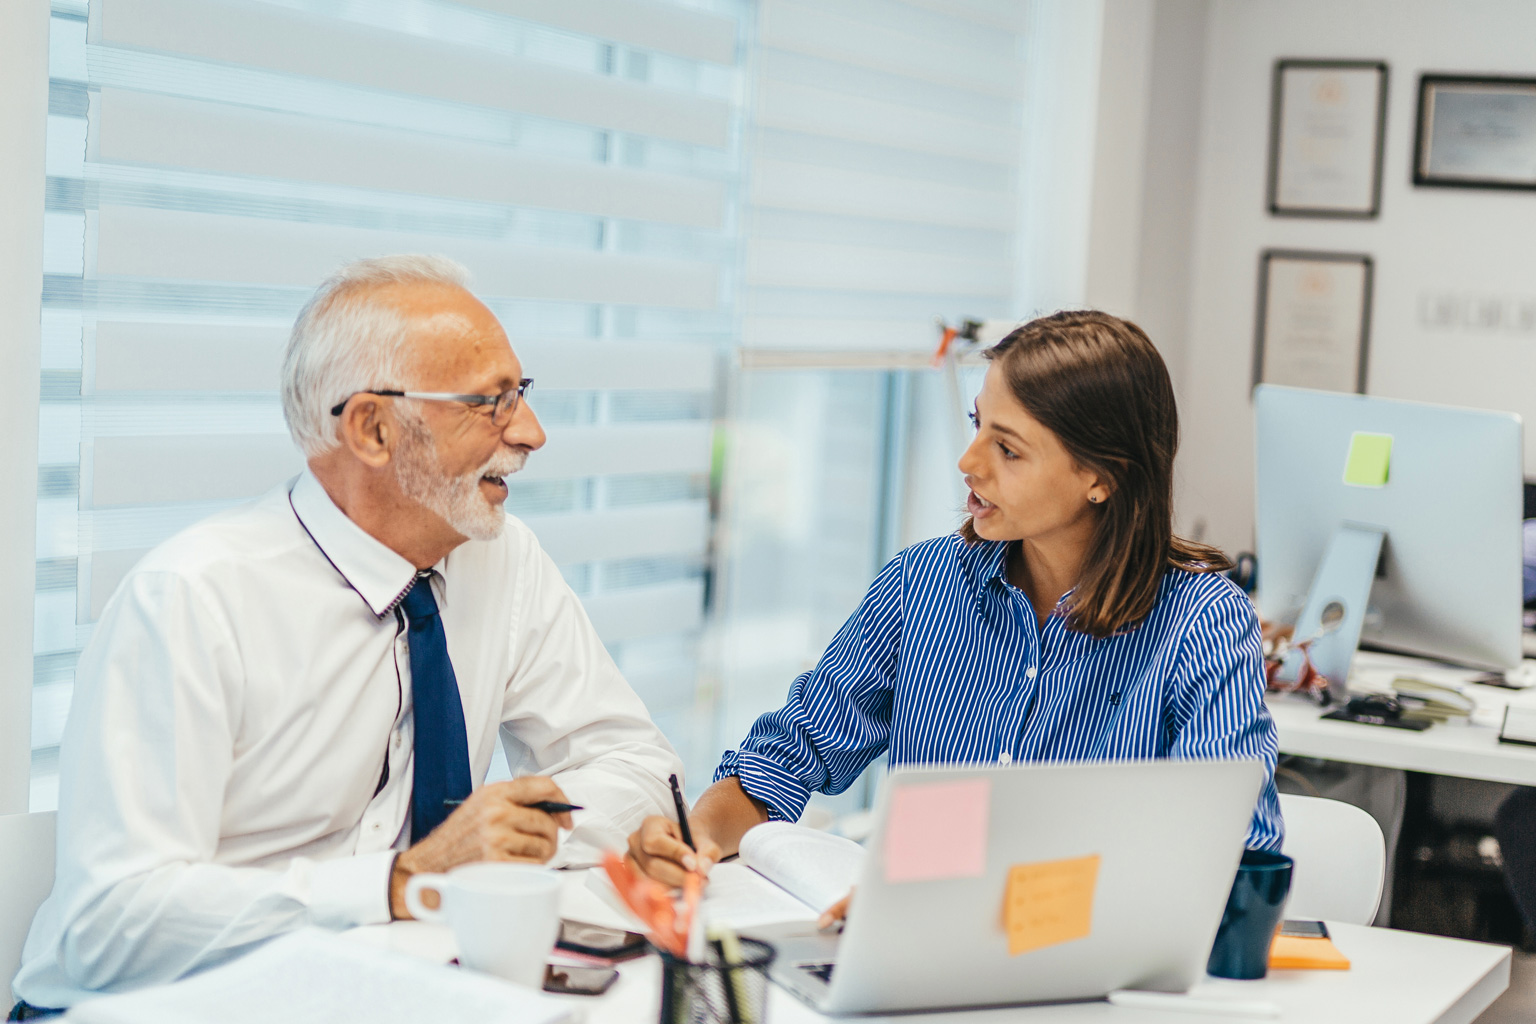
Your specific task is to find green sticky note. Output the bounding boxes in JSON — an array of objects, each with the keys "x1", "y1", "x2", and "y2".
[{"x1": 1343, "y1": 432, "x2": 1392, "y2": 487}]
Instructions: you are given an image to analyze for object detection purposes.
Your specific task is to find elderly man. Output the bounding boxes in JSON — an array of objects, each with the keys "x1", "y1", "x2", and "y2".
[{"x1": 11, "y1": 255, "x2": 682, "y2": 1014}]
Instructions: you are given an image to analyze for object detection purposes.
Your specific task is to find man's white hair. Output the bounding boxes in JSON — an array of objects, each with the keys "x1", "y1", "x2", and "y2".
[{"x1": 281, "y1": 254, "x2": 471, "y2": 458}]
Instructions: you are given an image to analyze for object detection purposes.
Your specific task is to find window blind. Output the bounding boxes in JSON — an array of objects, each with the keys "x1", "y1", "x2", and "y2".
[
  {"x1": 35, "y1": 0, "x2": 744, "y2": 808},
  {"x1": 716, "y1": 0, "x2": 1027, "y2": 749}
]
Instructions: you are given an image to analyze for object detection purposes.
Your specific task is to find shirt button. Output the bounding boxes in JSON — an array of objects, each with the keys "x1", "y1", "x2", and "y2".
[
  {"x1": 999, "y1": 750, "x2": 1013, "y2": 765},
  {"x1": 1025, "y1": 666, "x2": 1037, "y2": 680}
]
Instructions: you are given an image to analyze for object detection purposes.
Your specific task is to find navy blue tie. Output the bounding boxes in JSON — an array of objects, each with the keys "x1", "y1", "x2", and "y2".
[{"x1": 402, "y1": 573, "x2": 472, "y2": 842}]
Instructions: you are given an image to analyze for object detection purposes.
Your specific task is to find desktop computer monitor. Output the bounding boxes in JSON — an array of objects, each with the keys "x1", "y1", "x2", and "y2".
[{"x1": 1254, "y1": 385, "x2": 1523, "y2": 687}]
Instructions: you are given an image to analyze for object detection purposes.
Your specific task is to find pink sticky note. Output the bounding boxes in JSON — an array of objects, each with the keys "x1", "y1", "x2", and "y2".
[{"x1": 883, "y1": 777, "x2": 991, "y2": 883}]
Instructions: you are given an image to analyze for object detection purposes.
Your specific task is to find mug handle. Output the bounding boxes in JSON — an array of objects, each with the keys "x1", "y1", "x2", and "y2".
[{"x1": 404, "y1": 873, "x2": 450, "y2": 922}]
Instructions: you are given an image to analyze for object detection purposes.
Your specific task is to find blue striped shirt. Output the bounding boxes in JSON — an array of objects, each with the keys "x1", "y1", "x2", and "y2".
[{"x1": 716, "y1": 535, "x2": 1283, "y2": 850}]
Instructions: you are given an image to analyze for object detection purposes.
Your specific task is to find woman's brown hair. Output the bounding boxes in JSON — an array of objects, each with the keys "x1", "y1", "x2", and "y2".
[{"x1": 960, "y1": 309, "x2": 1230, "y2": 637}]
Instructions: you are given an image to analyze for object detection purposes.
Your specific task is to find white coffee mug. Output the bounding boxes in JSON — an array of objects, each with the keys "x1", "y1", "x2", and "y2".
[{"x1": 404, "y1": 862, "x2": 562, "y2": 988}]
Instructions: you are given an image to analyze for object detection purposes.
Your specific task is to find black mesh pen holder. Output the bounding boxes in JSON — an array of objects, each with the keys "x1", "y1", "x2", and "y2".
[{"x1": 656, "y1": 938, "x2": 775, "y2": 1024}]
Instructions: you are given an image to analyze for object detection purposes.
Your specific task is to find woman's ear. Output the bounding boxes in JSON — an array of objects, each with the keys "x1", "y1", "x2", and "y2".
[
  {"x1": 338, "y1": 396, "x2": 394, "y2": 469},
  {"x1": 1085, "y1": 469, "x2": 1115, "y2": 506}
]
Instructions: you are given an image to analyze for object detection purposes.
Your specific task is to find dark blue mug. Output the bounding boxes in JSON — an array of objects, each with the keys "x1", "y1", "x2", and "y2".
[{"x1": 1207, "y1": 849, "x2": 1293, "y2": 980}]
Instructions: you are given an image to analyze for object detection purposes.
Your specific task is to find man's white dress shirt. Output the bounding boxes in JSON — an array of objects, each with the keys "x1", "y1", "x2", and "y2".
[{"x1": 15, "y1": 470, "x2": 682, "y2": 1007}]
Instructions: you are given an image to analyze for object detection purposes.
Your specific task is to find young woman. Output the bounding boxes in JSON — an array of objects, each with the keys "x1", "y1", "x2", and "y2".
[{"x1": 629, "y1": 311, "x2": 1282, "y2": 904}]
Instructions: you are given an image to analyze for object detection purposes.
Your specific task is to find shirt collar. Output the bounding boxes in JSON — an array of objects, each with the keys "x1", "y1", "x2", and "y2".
[
  {"x1": 976, "y1": 539, "x2": 1012, "y2": 585},
  {"x1": 289, "y1": 469, "x2": 420, "y2": 619},
  {"x1": 977, "y1": 538, "x2": 1077, "y2": 614}
]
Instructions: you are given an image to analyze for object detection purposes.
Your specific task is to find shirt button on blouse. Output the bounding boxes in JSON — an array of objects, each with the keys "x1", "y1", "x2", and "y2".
[
  {"x1": 999, "y1": 750, "x2": 1013, "y2": 765},
  {"x1": 1024, "y1": 666, "x2": 1037, "y2": 680}
]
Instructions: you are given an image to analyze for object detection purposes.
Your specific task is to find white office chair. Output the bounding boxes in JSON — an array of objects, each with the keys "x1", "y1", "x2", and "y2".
[
  {"x1": 1278, "y1": 793, "x2": 1385, "y2": 925},
  {"x1": 0, "y1": 811, "x2": 55, "y2": 1004}
]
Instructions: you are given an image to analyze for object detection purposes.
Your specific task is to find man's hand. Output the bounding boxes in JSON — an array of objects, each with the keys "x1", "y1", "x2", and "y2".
[
  {"x1": 389, "y1": 776, "x2": 575, "y2": 919},
  {"x1": 626, "y1": 815, "x2": 723, "y2": 888}
]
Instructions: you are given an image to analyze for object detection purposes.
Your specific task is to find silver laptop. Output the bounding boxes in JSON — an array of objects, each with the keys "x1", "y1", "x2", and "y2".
[{"x1": 765, "y1": 759, "x2": 1264, "y2": 1015}]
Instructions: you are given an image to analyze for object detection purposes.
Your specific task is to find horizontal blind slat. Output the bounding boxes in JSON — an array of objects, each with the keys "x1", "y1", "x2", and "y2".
[
  {"x1": 87, "y1": 423, "x2": 711, "y2": 506},
  {"x1": 97, "y1": 0, "x2": 733, "y2": 146},
  {"x1": 455, "y1": 0, "x2": 736, "y2": 65},
  {"x1": 583, "y1": 579, "x2": 703, "y2": 644},
  {"x1": 740, "y1": 317, "x2": 940, "y2": 351},
  {"x1": 749, "y1": 160, "x2": 1013, "y2": 229},
  {"x1": 745, "y1": 239, "x2": 1012, "y2": 295},
  {"x1": 93, "y1": 206, "x2": 721, "y2": 309},
  {"x1": 759, "y1": 0, "x2": 1019, "y2": 96},
  {"x1": 523, "y1": 501, "x2": 708, "y2": 565},
  {"x1": 519, "y1": 423, "x2": 712, "y2": 480},
  {"x1": 84, "y1": 501, "x2": 710, "y2": 618},
  {"x1": 754, "y1": 79, "x2": 1018, "y2": 163},
  {"x1": 92, "y1": 321, "x2": 286, "y2": 392},
  {"x1": 96, "y1": 89, "x2": 728, "y2": 229},
  {"x1": 86, "y1": 435, "x2": 302, "y2": 508},
  {"x1": 91, "y1": 322, "x2": 716, "y2": 393}
]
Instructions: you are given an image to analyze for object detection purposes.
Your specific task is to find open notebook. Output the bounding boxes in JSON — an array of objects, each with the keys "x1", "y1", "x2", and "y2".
[
  {"x1": 63, "y1": 928, "x2": 574, "y2": 1024},
  {"x1": 590, "y1": 822, "x2": 866, "y2": 931}
]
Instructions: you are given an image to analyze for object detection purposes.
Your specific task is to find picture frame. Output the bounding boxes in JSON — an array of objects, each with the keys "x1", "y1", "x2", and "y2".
[
  {"x1": 1414, "y1": 74, "x2": 1536, "y2": 190},
  {"x1": 1253, "y1": 250, "x2": 1374, "y2": 394},
  {"x1": 1267, "y1": 59, "x2": 1389, "y2": 218}
]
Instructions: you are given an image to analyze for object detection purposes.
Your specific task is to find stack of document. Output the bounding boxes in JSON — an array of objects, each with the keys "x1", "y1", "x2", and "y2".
[
  {"x1": 1392, "y1": 676, "x2": 1476, "y2": 724},
  {"x1": 64, "y1": 928, "x2": 575, "y2": 1024}
]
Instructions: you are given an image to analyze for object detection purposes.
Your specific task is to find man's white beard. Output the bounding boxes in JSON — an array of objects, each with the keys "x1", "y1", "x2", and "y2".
[{"x1": 393, "y1": 413, "x2": 526, "y2": 541}]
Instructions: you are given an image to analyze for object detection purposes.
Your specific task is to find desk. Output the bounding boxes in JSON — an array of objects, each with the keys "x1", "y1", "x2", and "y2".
[
  {"x1": 557, "y1": 924, "x2": 1508, "y2": 1024},
  {"x1": 360, "y1": 912, "x2": 1510, "y2": 1024},
  {"x1": 1268, "y1": 651, "x2": 1536, "y2": 786}
]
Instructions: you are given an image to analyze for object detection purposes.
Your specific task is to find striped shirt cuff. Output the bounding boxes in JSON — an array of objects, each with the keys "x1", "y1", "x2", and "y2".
[{"x1": 715, "y1": 749, "x2": 812, "y2": 823}]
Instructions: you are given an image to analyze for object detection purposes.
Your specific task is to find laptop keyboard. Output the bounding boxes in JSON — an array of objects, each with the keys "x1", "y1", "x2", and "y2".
[{"x1": 799, "y1": 962, "x2": 835, "y2": 983}]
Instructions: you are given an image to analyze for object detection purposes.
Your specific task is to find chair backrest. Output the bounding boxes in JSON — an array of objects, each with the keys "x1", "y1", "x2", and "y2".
[
  {"x1": 1278, "y1": 793, "x2": 1385, "y2": 925},
  {"x1": 0, "y1": 812, "x2": 56, "y2": 1003}
]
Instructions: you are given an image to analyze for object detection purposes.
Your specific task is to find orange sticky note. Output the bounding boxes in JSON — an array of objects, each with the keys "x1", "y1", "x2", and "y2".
[
  {"x1": 1269, "y1": 934, "x2": 1351, "y2": 970},
  {"x1": 1003, "y1": 854, "x2": 1100, "y2": 956}
]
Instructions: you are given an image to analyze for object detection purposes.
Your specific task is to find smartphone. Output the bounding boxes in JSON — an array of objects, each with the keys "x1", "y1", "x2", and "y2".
[
  {"x1": 543, "y1": 963, "x2": 620, "y2": 996},
  {"x1": 556, "y1": 920, "x2": 649, "y2": 961},
  {"x1": 1280, "y1": 919, "x2": 1329, "y2": 939}
]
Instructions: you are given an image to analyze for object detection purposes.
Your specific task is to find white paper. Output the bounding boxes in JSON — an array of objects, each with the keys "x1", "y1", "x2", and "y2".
[
  {"x1": 699, "y1": 861, "x2": 824, "y2": 930},
  {"x1": 1259, "y1": 255, "x2": 1369, "y2": 393},
  {"x1": 1274, "y1": 65, "x2": 1383, "y2": 213},
  {"x1": 738, "y1": 821, "x2": 866, "y2": 913},
  {"x1": 64, "y1": 928, "x2": 574, "y2": 1024}
]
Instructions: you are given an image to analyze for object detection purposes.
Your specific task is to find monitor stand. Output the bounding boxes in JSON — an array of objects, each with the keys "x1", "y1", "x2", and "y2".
[{"x1": 1280, "y1": 523, "x2": 1386, "y2": 697}]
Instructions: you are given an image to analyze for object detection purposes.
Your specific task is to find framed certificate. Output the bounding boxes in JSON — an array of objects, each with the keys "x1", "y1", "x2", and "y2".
[
  {"x1": 1414, "y1": 74, "x2": 1536, "y2": 189},
  {"x1": 1253, "y1": 251, "x2": 1373, "y2": 394},
  {"x1": 1267, "y1": 60, "x2": 1388, "y2": 218}
]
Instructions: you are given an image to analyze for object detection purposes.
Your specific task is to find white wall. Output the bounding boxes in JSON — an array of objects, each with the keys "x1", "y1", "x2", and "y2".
[
  {"x1": 1178, "y1": 0, "x2": 1536, "y2": 554},
  {"x1": 1082, "y1": 0, "x2": 1210, "y2": 391},
  {"x1": 1017, "y1": 0, "x2": 1107, "y2": 316},
  {"x1": 0, "y1": 0, "x2": 48, "y2": 815}
]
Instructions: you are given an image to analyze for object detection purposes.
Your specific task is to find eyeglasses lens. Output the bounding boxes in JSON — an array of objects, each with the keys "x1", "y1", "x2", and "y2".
[{"x1": 492, "y1": 380, "x2": 532, "y2": 425}]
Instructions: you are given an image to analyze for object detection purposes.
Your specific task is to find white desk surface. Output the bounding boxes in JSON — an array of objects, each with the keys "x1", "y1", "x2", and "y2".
[
  {"x1": 360, "y1": 902, "x2": 1510, "y2": 1024},
  {"x1": 1268, "y1": 651, "x2": 1536, "y2": 786},
  {"x1": 554, "y1": 922, "x2": 1508, "y2": 1024}
]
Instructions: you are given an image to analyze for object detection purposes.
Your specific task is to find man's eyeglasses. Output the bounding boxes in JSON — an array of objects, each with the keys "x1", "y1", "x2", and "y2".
[{"x1": 330, "y1": 379, "x2": 533, "y2": 426}]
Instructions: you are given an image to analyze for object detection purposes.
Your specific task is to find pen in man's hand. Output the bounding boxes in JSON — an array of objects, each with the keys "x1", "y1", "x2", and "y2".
[
  {"x1": 443, "y1": 798, "x2": 583, "y2": 814},
  {"x1": 669, "y1": 773, "x2": 696, "y2": 850}
]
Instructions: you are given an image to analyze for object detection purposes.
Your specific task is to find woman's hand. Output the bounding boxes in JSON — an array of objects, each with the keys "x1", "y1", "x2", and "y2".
[
  {"x1": 817, "y1": 887, "x2": 855, "y2": 930},
  {"x1": 625, "y1": 815, "x2": 723, "y2": 888}
]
